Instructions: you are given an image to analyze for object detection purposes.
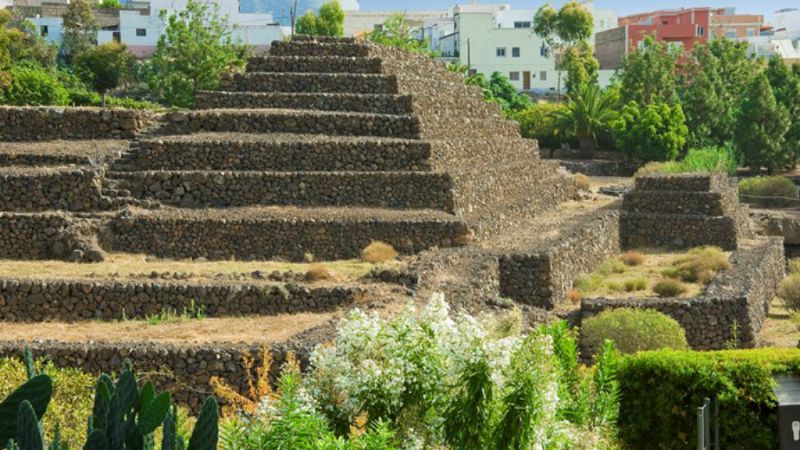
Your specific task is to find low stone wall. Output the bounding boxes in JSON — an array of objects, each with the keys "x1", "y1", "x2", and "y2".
[
  {"x1": 219, "y1": 72, "x2": 398, "y2": 94},
  {"x1": 621, "y1": 214, "x2": 740, "y2": 250},
  {"x1": 110, "y1": 171, "x2": 454, "y2": 211},
  {"x1": 0, "y1": 279, "x2": 361, "y2": 322},
  {"x1": 499, "y1": 206, "x2": 621, "y2": 308},
  {"x1": 0, "y1": 107, "x2": 148, "y2": 141},
  {"x1": 247, "y1": 55, "x2": 382, "y2": 73},
  {"x1": 159, "y1": 109, "x2": 420, "y2": 139},
  {"x1": 0, "y1": 341, "x2": 299, "y2": 413},
  {"x1": 0, "y1": 168, "x2": 108, "y2": 212},
  {"x1": 110, "y1": 212, "x2": 468, "y2": 261},
  {"x1": 580, "y1": 238, "x2": 785, "y2": 352},
  {"x1": 634, "y1": 172, "x2": 729, "y2": 192},
  {"x1": 271, "y1": 40, "x2": 369, "y2": 57},
  {"x1": 622, "y1": 191, "x2": 733, "y2": 216},
  {"x1": 195, "y1": 92, "x2": 413, "y2": 114},
  {"x1": 0, "y1": 213, "x2": 103, "y2": 262},
  {"x1": 124, "y1": 136, "x2": 430, "y2": 172}
]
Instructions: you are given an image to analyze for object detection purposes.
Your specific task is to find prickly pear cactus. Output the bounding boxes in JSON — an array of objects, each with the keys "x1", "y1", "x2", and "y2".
[{"x1": 0, "y1": 375, "x2": 52, "y2": 445}]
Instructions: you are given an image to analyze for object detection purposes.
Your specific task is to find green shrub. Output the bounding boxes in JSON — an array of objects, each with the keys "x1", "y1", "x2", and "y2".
[
  {"x1": 581, "y1": 308, "x2": 688, "y2": 356},
  {"x1": 105, "y1": 96, "x2": 162, "y2": 110},
  {"x1": 618, "y1": 349, "x2": 800, "y2": 449},
  {"x1": 513, "y1": 102, "x2": 566, "y2": 149},
  {"x1": 779, "y1": 274, "x2": 800, "y2": 312},
  {"x1": 676, "y1": 145, "x2": 739, "y2": 175},
  {"x1": 1, "y1": 65, "x2": 69, "y2": 106},
  {"x1": 623, "y1": 278, "x2": 647, "y2": 292},
  {"x1": 612, "y1": 101, "x2": 688, "y2": 162},
  {"x1": 653, "y1": 279, "x2": 688, "y2": 297},
  {"x1": 739, "y1": 176, "x2": 797, "y2": 206},
  {"x1": 0, "y1": 358, "x2": 93, "y2": 449}
]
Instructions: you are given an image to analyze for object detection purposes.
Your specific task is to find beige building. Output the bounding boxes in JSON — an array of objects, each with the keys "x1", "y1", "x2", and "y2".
[{"x1": 344, "y1": 10, "x2": 446, "y2": 37}]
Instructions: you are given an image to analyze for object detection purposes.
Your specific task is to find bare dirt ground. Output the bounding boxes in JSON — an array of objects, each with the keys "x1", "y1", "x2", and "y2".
[{"x1": 760, "y1": 298, "x2": 800, "y2": 348}]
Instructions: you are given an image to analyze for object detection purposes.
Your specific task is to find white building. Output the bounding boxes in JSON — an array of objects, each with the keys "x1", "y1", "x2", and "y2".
[
  {"x1": 343, "y1": 10, "x2": 446, "y2": 37},
  {"x1": 428, "y1": 2, "x2": 616, "y2": 93},
  {"x1": 742, "y1": 8, "x2": 800, "y2": 64},
  {"x1": 29, "y1": 0, "x2": 284, "y2": 57}
]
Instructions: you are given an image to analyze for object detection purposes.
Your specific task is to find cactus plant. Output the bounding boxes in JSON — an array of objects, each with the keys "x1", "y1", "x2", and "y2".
[
  {"x1": 0, "y1": 375, "x2": 53, "y2": 445},
  {"x1": 15, "y1": 401, "x2": 43, "y2": 450}
]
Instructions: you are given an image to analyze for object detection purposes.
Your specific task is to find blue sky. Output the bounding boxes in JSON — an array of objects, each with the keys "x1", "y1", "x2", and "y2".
[{"x1": 357, "y1": 0, "x2": 797, "y2": 20}]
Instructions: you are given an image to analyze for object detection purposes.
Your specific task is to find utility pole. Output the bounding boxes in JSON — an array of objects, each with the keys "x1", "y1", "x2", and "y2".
[
  {"x1": 290, "y1": 0, "x2": 298, "y2": 37},
  {"x1": 467, "y1": 38, "x2": 471, "y2": 70}
]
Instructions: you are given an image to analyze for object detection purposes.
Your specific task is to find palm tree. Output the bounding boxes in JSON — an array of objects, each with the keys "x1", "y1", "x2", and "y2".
[{"x1": 552, "y1": 83, "x2": 618, "y2": 157}]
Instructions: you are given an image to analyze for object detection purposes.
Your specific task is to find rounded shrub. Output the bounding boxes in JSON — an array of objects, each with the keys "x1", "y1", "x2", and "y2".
[
  {"x1": 361, "y1": 241, "x2": 398, "y2": 263},
  {"x1": 1, "y1": 65, "x2": 69, "y2": 106},
  {"x1": 581, "y1": 308, "x2": 688, "y2": 356},
  {"x1": 653, "y1": 279, "x2": 688, "y2": 297}
]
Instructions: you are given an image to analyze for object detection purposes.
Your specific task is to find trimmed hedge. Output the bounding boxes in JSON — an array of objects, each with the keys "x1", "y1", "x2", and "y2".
[{"x1": 618, "y1": 349, "x2": 800, "y2": 449}]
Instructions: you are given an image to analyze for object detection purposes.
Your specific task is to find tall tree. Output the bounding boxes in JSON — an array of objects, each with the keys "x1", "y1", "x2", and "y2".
[
  {"x1": 613, "y1": 101, "x2": 688, "y2": 162},
  {"x1": 735, "y1": 73, "x2": 790, "y2": 172},
  {"x1": 617, "y1": 36, "x2": 680, "y2": 106},
  {"x1": 766, "y1": 56, "x2": 800, "y2": 168},
  {"x1": 294, "y1": 10, "x2": 317, "y2": 35},
  {"x1": 552, "y1": 83, "x2": 618, "y2": 156},
  {"x1": 368, "y1": 14, "x2": 431, "y2": 54},
  {"x1": 61, "y1": 0, "x2": 99, "y2": 59},
  {"x1": 533, "y1": 1, "x2": 594, "y2": 96},
  {"x1": 74, "y1": 41, "x2": 135, "y2": 106},
  {"x1": 148, "y1": 0, "x2": 247, "y2": 107},
  {"x1": 561, "y1": 41, "x2": 598, "y2": 93},
  {"x1": 294, "y1": 0, "x2": 344, "y2": 37}
]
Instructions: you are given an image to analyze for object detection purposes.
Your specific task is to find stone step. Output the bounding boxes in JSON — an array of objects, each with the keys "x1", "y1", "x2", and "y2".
[
  {"x1": 219, "y1": 72, "x2": 398, "y2": 94},
  {"x1": 0, "y1": 140, "x2": 129, "y2": 167},
  {"x1": 247, "y1": 56, "x2": 382, "y2": 73},
  {"x1": 195, "y1": 91, "x2": 413, "y2": 114},
  {"x1": 160, "y1": 109, "x2": 420, "y2": 139},
  {"x1": 623, "y1": 191, "x2": 732, "y2": 216},
  {"x1": 292, "y1": 35, "x2": 357, "y2": 43},
  {"x1": 0, "y1": 277, "x2": 362, "y2": 322},
  {"x1": 109, "y1": 206, "x2": 469, "y2": 261},
  {"x1": 107, "y1": 170, "x2": 454, "y2": 211},
  {"x1": 0, "y1": 166, "x2": 111, "y2": 212},
  {"x1": 270, "y1": 40, "x2": 369, "y2": 57},
  {"x1": 634, "y1": 172, "x2": 730, "y2": 192},
  {"x1": 118, "y1": 133, "x2": 431, "y2": 171},
  {"x1": 620, "y1": 212, "x2": 741, "y2": 250}
]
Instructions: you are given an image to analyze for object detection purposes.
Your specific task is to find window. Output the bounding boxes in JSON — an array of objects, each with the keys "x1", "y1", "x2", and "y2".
[
  {"x1": 513, "y1": 21, "x2": 531, "y2": 28},
  {"x1": 496, "y1": 47, "x2": 506, "y2": 57},
  {"x1": 697, "y1": 25, "x2": 704, "y2": 36},
  {"x1": 509, "y1": 71, "x2": 520, "y2": 81},
  {"x1": 136, "y1": 28, "x2": 147, "y2": 37},
  {"x1": 726, "y1": 29, "x2": 736, "y2": 39},
  {"x1": 539, "y1": 45, "x2": 550, "y2": 57},
  {"x1": 512, "y1": 47, "x2": 520, "y2": 57},
  {"x1": 540, "y1": 71, "x2": 547, "y2": 81},
  {"x1": 112, "y1": 31, "x2": 121, "y2": 42},
  {"x1": 40, "y1": 25, "x2": 48, "y2": 37},
  {"x1": 746, "y1": 28, "x2": 755, "y2": 37},
  {"x1": 468, "y1": 69, "x2": 477, "y2": 76}
]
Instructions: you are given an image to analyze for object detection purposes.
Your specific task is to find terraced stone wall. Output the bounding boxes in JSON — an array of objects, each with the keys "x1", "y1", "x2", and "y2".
[
  {"x1": 0, "y1": 279, "x2": 360, "y2": 322},
  {"x1": 0, "y1": 168, "x2": 109, "y2": 212},
  {"x1": 499, "y1": 207, "x2": 621, "y2": 308},
  {"x1": 580, "y1": 238, "x2": 784, "y2": 351},
  {"x1": 0, "y1": 213, "x2": 102, "y2": 262},
  {"x1": 195, "y1": 91, "x2": 413, "y2": 114},
  {"x1": 109, "y1": 212, "x2": 468, "y2": 261},
  {"x1": 0, "y1": 107, "x2": 149, "y2": 141},
  {"x1": 0, "y1": 341, "x2": 297, "y2": 413}
]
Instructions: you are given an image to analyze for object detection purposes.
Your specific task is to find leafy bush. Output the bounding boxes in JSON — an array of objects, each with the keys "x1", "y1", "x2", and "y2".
[
  {"x1": 779, "y1": 274, "x2": 800, "y2": 312},
  {"x1": 619, "y1": 251, "x2": 645, "y2": 266},
  {"x1": 0, "y1": 358, "x2": 93, "y2": 449},
  {"x1": 739, "y1": 176, "x2": 797, "y2": 206},
  {"x1": 361, "y1": 241, "x2": 398, "y2": 263},
  {"x1": 581, "y1": 308, "x2": 688, "y2": 356},
  {"x1": 618, "y1": 349, "x2": 800, "y2": 449},
  {"x1": 105, "y1": 96, "x2": 163, "y2": 110},
  {"x1": 1, "y1": 65, "x2": 69, "y2": 106},
  {"x1": 613, "y1": 101, "x2": 688, "y2": 162},
  {"x1": 653, "y1": 278, "x2": 688, "y2": 297},
  {"x1": 677, "y1": 145, "x2": 738, "y2": 175},
  {"x1": 513, "y1": 102, "x2": 566, "y2": 149}
]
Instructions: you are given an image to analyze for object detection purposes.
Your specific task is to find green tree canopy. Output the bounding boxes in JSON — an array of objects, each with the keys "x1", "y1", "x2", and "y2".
[
  {"x1": 294, "y1": 0, "x2": 344, "y2": 37},
  {"x1": 294, "y1": 10, "x2": 317, "y2": 35},
  {"x1": 617, "y1": 36, "x2": 680, "y2": 106},
  {"x1": 736, "y1": 72, "x2": 791, "y2": 172},
  {"x1": 148, "y1": 0, "x2": 247, "y2": 107},
  {"x1": 613, "y1": 101, "x2": 688, "y2": 162},
  {"x1": 98, "y1": 0, "x2": 122, "y2": 9},
  {"x1": 368, "y1": 14, "x2": 432, "y2": 54},
  {"x1": 552, "y1": 83, "x2": 618, "y2": 155},
  {"x1": 561, "y1": 41, "x2": 598, "y2": 93},
  {"x1": 486, "y1": 71, "x2": 531, "y2": 115},
  {"x1": 74, "y1": 41, "x2": 135, "y2": 106},
  {"x1": 765, "y1": 56, "x2": 800, "y2": 167},
  {"x1": 533, "y1": 1, "x2": 595, "y2": 94},
  {"x1": 61, "y1": 0, "x2": 99, "y2": 58},
  {"x1": 1, "y1": 64, "x2": 69, "y2": 106}
]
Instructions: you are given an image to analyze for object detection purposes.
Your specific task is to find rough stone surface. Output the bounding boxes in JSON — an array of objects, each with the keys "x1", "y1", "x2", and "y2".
[
  {"x1": 0, "y1": 107, "x2": 149, "y2": 141},
  {"x1": 581, "y1": 238, "x2": 785, "y2": 352},
  {"x1": 195, "y1": 92, "x2": 413, "y2": 114},
  {"x1": 0, "y1": 167, "x2": 109, "y2": 212},
  {"x1": 219, "y1": 72, "x2": 398, "y2": 94}
]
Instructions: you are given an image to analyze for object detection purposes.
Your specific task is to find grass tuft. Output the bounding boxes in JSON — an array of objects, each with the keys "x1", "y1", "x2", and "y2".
[
  {"x1": 653, "y1": 279, "x2": 688, "y2": 298},
  {"x1": 145, "y1": 300, "x2": 206, "y2": 325},
  {"x1": 305, "y1": 264, "x2": 336, "y2": 281},
  {"x1": 619, "y1": 251, "x2": 646, "y2": 266},
  {"x1": 575, "y1": 173, "x2": 591, "y2": 191},
  {"x1": 361, "y1": 241, "x2": 399, "y2": 263},
  {"x1": 666, "y1": 246, "x2": 730, "y2": 284}
]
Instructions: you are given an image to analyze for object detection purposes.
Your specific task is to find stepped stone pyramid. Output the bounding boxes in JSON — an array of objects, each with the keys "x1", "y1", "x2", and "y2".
[
  {"x1": 621, "y1": 172, "x2": 753, "y2": 250},
  {"x1": 0, "y1": 36, "x2": 574, "y2": 410}
]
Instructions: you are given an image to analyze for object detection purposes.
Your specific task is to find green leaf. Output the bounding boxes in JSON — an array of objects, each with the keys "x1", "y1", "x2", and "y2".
[
  {"x1": 15, "y1": 401, "x2": 43, "y2": 450},
  {"x1": 139, "y1": 382, "x2": 155, "y2": 413},
  {"x1": 137, "y1": 392, "x2": 171, "y2": 435},
  {"x1": 160, "y1": 408, "x2": 176, "y2": 450},
  {"x1": 0, "y1": 375, "x2": 52, "y2": 444},
  {"x1": 82, "y1": 430, "x2": 109, "y2": 450},
  {"x1": 186, "y1": 397, "x2": 218, "y2": 450}
]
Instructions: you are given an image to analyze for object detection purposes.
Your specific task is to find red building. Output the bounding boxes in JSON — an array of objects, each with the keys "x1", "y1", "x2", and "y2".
[{"x1": 619, "y1": 8, "x2": 712, "y2": 53}]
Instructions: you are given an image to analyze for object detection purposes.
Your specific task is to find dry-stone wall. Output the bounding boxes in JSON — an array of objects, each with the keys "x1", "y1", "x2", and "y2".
[
  {"x1": 0, "y1": 107, "x2": 149, "y2": 141},
  {"x1": 0, "y1": 213, "x2": 102, "y2": 262},
  {"x1": 0, "y1": 168, "x2": 109, "y2": 211},
  {"x1": 621, "y1": 173, "x2": 751, "y2": 250},
  {"x1": 499, "y1": 206, "x2": 621, "y2": 308},
  {"x1": 581, "y1": 238, "x2": 784, "y2": 351},
  {"x1": 0, "y1": 279, "x2": 360, "y2": 322},
  {"x1": 195, "y1": 91, "x2": 413, "y2": 114}
]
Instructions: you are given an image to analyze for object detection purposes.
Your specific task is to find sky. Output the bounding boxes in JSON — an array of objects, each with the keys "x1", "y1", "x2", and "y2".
[{"x1": 357, "y1": 0, "x2": 799, "y2": 20}]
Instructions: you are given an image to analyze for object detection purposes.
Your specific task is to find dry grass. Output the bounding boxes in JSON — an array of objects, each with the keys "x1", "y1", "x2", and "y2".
[
  {"x1": 305, "y1": 264, "x2": 336, "y2": 282},
  {"x1": 653, "y1": 279, "x2": 688, "y2": 298},
  {"x1": 361, "y1": 241, "x2": 399, "y2": 263},
  {"x1": 0, "y1": 314, "x2": 338, "y2": 344},
  {"x1": 567, "y1": 288, "x2": 583, "y2": 304},
  {"x1": 575, "y1": 173, "x2": 591, "y2": 191},
  {"x1": 573, "y1": 248, "x2": 729, "y2": 299},
  {"x1": 760, "y1": 297, "x2": 800, "y2": 348},
  {"x1": 0, "y1": 253, "x2": 385, "y2": 282},
  {"x1": 619, "y1": 251, "x2": 646, "y2": 266},
  {"x1": 779, "y1": 274, "x2": 800, "y2": 312}
]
